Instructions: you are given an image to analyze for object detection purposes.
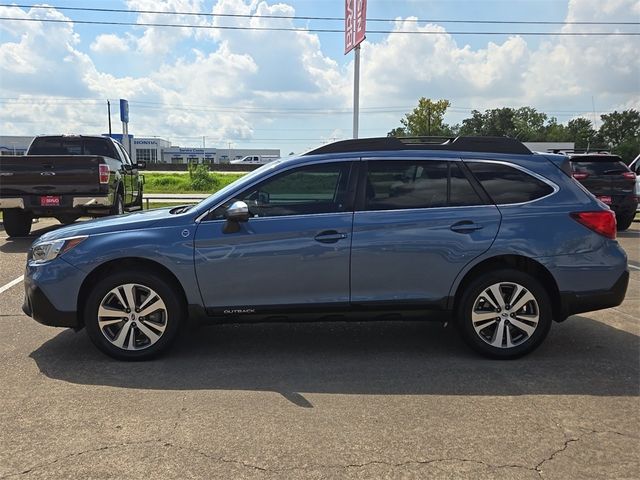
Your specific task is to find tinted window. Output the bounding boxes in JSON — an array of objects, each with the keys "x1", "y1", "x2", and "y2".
[
  {"x1": 449, "y1": 162, "x2": 484, "y2": 206},
  {"x1": 213, "y1": 162, "x2": 352, "y2": 219},
  {"x1": 467, "y1": 162, "x2": 554, "y2": 204},
  {"x1": 571, "y1": 159, "x2": 629, "y2": 176},
  {"x1": 365, "y1": 161, "x2": 483, "y2": 211},
  {"x1": 28, "y1": 137, "x2": 118, "y2": 158}
]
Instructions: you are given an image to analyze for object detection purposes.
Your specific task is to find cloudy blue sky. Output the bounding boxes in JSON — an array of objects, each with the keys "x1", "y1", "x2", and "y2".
[{"x1": 0, "y1": 0, "x2": 638, "y2": 154}]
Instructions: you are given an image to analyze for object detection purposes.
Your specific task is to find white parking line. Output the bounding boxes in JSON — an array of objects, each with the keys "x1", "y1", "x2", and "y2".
[
  {"x1": 629, "y1": 264, "x2": 640, "y2": 271},
  {"x1": 0, "y1": 275, "x2": 24, "y2": 295}
]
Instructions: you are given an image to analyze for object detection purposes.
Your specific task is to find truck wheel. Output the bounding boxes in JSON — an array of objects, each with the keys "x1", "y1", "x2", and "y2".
[
  {"x1": 110, "y1": 192, "x2": 124, "y2": 215},
  {"x1": 616, "y1": 211, "x2": 635, "y2": 231},
  {"x1": 55, "y1": 214, "x2": 80, "y2": 225},
  {"x1": 2, "y1": 210, "x2": 33, "y2": 237},
  {"x1": 135, "y1": 185, "x2": 144, "y2": 208},
  {"x1": 456, "y1": 269, "x2": 552, "y2": 359},
  {"x1": 84, "y1": 269, "x2": 184, "y2": 360}
]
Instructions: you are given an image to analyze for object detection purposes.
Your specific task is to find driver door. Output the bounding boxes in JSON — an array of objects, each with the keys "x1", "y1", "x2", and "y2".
[{"x1": 194, "y1": 161, "x2": 357, "y2": 314}]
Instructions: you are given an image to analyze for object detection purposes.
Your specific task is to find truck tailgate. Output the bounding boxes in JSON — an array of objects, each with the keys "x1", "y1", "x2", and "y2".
[{"x1": 0, "y1": 155, "x2": 104, "y2": 196}]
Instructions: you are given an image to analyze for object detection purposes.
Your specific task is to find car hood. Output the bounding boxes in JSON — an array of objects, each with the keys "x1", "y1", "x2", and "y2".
[{"x1": 35, "y1": 207, "x2": 182, "y2": 243}]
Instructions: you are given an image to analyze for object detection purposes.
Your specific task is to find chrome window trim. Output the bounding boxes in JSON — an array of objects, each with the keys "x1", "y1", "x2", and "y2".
[
  {"x1": 195, "y1": 158, "x2": 358, "y2": 223},
  {"x1": 201, "y1": 211, "x2": 354, "y2": 224},
  {"x1": 354, "y1": 204, "x2": 498, "y2": 215}
]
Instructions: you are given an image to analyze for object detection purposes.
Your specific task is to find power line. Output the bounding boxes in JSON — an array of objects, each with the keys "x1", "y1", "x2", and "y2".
[
  {"x1": 0, "y1": 16, "x2": 637, "y2": 36},
  {"x1": 2, "y1": 4, "x2": 638, "y2": 26}
]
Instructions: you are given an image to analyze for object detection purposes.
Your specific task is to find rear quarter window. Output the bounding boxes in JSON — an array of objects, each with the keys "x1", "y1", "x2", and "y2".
[{"x1": 466, "y1": 162, "x2": 554, "y2": 204}]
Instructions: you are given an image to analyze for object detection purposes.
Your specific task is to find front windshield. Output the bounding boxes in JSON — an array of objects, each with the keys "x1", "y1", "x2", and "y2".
[{"x1": 192, "y1": 160, "x2": 285, "y2": 214}]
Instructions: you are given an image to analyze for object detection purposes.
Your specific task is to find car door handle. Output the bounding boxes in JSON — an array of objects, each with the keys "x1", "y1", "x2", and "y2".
[
  {"x1": 450, "y1": 221, "x2": 484, "y2": 233},
  {"x1": 314, "y1": 230, "x2": 348, "y2": 243}
]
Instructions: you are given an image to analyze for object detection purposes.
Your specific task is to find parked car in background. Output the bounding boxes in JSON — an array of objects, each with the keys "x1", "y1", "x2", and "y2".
[
  {"x1": 230, "y1": 155, "x2": 279, "y2": 165},
  {"x1": 0, "y1": 135, "x2": 145, "y2": 237},
  {"x1": 23, "y1": 136, "x2": 628, "y2": 361},
  {"x1": 628, "y1": 154, "x2": 640, "y2": 212},
  {"x1": 562, "y1": 152, "x2": 637, "y2": 230}
]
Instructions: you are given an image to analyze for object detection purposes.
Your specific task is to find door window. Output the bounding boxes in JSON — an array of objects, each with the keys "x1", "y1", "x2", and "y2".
[
  {"x1": 211, "y1": 162, "x2": 353, "y2": 219},
  {"x1": 363, "y1": 160, "x2": 483, "y2": 211}
]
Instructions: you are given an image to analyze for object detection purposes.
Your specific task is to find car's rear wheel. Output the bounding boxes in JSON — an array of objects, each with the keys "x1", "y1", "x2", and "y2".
[
  {"x1": 457, "y1": 269, "x2": 552, "y2": 359},
  {"x1": 84, "y1": 270, "x2": 183, "y2": 360},
  {"x1": 616, "y1": 211, "x2": 635, "y2": 231},
  {"x1": 2, "y1": 209, "x2": 33, "y2": 237}
]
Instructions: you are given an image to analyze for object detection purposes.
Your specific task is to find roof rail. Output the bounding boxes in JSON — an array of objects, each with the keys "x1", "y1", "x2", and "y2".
[
  {"x1": 548, "y1": 148, "x2": 611, "y2": 155},
  {"x1": 304, "y1": 136, "x2": 532, "y2": 156}
]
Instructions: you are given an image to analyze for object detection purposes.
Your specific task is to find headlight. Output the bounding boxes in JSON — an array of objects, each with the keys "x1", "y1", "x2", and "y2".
[{"x1": 30, "y1": 236, "x2": 88, "y2": 264}]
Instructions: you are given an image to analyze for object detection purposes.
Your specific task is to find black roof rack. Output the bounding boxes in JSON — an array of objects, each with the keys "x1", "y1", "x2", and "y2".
[
  {"x1": 304, "y1": 136, "x2": 532, "y2": 156},
  {"x1": 548, "y1": 148, "x2": 611, "y2": 155}
]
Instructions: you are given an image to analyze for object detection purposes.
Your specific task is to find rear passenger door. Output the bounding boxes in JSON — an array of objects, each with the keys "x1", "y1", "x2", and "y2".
[{"x1": 350, "y1": 159, "x2": 501, "y2": 307}]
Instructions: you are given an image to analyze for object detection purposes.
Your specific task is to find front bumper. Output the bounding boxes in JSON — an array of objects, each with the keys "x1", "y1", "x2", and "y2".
[
  {"x1": 22, "y1": 259, "x2": 85, "y2": 328},
  {"x1": 23, "y1": 284, "x2": 78, "y2": 328}
]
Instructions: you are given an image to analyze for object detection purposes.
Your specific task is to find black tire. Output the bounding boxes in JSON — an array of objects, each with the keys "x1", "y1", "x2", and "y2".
[
  {"x1": 456, "y1": 269, "x2": 552, "y2": 359},
  {"x1": 2, "y1": 209, "x2": 33, "y2": 237},
  {"x1": 616, "y1": 211, "x2": 635, "y2": 231},
  {"x1": 110, "y1": 191, "x2": 124, "y2": 215},
  {"x1": 84, "y1": 269, "x2": 184, "y2": 360},
  {"x1": 135, "y1": 185, "x2": 144, "y2": 208},
  {"x1": 55, "y1": 214, "x2": 80, "y2": 225}
]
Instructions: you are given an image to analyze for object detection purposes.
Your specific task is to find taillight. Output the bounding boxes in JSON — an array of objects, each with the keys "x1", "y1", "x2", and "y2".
[
  {"x1": 622, "y1": 171, "x2": 636, "y2": 180},
  {"x1": 99, "y1": 164, "x2": 110, "y2": 184},
  {"x1": 570, "y1": 211, "x2": 617, "y2": 240},
  {"x1": 572, "y1": 172, "x2": 589, "y2": 180}
]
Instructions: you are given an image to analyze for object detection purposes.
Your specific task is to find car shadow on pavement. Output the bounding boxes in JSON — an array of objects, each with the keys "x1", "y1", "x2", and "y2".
[{"x1": 30, "y1": 316, "x2": 639, "y2": 399}]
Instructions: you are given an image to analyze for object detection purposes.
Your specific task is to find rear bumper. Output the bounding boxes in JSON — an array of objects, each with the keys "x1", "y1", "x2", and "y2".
[
  {"x1": 1, "y1": 195, "x2": 110, "y2": 216},
  {"x1": 560, "y1": 269, "x2": 629, "y2": 319},
  {"x1": 72, "y1": 196, "x2": 110, "y2": 207},
  {"x1": 0, "y1": 198, "x2": 25, "y2": 209}
]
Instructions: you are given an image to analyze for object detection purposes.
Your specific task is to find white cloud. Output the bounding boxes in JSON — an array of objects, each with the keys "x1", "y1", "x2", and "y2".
[
  {"x1": 90, "y1": 34, "x2": 130, "y2": 54},
  {"x1": 0, "y1": 0, "x2": 637, "y2": 150}
]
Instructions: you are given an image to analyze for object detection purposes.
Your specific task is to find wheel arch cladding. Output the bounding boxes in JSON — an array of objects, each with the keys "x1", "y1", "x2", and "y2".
[
  {"x1": 77, "y1": 257, "x2": 188, "y2": 327},
  {"x1": 451, "y1": 254, "x2": 563, "y2": 322}
]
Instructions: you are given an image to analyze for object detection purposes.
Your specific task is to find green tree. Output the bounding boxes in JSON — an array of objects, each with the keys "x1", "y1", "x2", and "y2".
[
  {"x1": 387, "y1": 98, "x2": 453, "y2": 137},
  {"x1": 565, "y1": 118, "x2": 598, "y2": 149},
  {"x1": 512, "y1": 107, "x2": 548, "y2": 141},
  {"x1": 598, "y1": 109, "x2": 640, "y2": 162}
]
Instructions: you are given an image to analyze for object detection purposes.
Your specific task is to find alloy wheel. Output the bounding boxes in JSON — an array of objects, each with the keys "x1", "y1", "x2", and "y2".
[
  {"x1": 97, "y1": 283, "x2": 168, "y2": 351},
  {"x1": 471, "y1": 281, "x2": 540, "y2": 349}
]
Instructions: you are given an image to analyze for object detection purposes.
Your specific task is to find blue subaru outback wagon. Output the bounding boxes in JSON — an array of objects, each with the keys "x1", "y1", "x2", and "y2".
[{"x1": 22, "y1": 136, "x2": 629, "y2": 360}]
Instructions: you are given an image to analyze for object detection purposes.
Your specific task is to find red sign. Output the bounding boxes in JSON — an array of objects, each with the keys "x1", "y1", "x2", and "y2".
[
  {"x1": 345, "y1": 0, "x2": 367, "y2": 54},
  {"x1": 40, "y1": 196, "x2": 60, "y2": 206}
]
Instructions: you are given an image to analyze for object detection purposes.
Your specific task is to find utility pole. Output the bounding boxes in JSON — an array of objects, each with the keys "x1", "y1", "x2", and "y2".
[
  {"x1": 107, "y1": 100, "x2": 112, "y2": 135},
  {"x1": 352, "y1": 44, "x2": 360, "y2": 139}
]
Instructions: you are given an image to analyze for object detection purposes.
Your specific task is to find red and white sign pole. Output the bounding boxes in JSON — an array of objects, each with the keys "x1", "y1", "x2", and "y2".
[{"x1": 345, "y1": 0, "x2": 367, "y2": 139}]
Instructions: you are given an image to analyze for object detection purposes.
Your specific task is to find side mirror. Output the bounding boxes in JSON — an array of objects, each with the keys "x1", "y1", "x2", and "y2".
[
  {"x1": 135, "y1": 161, "x2": 147, "y2": 170},
  {"x1": 225, "y1": 201, "x2": 250, "y2": 222}
]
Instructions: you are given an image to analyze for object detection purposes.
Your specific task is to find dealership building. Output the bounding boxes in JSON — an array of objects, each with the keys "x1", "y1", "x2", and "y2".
[{"x1": 0, "y1": 134, "x2": 280, "y2": 164}]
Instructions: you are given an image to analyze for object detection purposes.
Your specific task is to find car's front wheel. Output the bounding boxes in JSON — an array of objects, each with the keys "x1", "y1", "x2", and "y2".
[
  {"x1": 457, "y1": 269, "x2": 552, "y2": 359},
  {"x1": 84, "y1": 270, "x2": 183, "y2": 360}
]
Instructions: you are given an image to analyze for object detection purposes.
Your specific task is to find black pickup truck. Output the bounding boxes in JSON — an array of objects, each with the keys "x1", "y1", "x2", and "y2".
[{"x1": 0, "y1": 135, "x2": 145, "y2": 237}]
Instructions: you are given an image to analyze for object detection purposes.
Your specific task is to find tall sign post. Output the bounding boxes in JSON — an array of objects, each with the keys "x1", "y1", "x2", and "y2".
[
  {"x1": 119, "y1": 99, "x2": 130, "y2": 155},
  {"x1": 345, "y1": 0, "x2": 367, "y2": 139}
]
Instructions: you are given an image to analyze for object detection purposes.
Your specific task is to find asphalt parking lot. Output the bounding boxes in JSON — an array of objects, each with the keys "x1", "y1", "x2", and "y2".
[{"x1": 0, "y1": 218, "x2": 638, "y2": 479}]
